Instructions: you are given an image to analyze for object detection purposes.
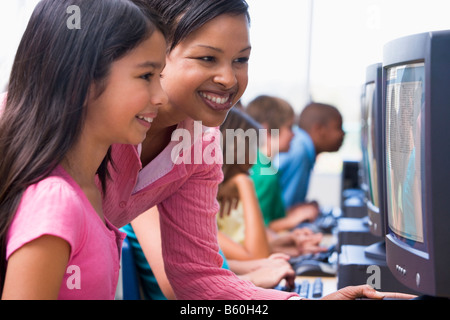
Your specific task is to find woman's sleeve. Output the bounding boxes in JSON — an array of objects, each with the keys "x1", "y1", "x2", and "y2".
[{"x1": 157, "y1": 135, "x2": 298, "y2": 300}]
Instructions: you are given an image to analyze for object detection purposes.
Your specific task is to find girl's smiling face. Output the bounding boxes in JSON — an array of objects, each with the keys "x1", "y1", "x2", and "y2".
[
  {"x1": 161, "y1": 13, "x2": 251, "y2": 127},
  {"x1": 85, "y1": 30, "x2": 168, "y2": 147}
]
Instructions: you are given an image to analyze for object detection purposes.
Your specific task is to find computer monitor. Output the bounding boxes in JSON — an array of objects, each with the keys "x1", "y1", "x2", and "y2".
[
  {"x1": 361, "y1": 63, "x2": 388, "y2": 260},
  {"x1": 383, "y1": 30, "x2": 450, "y2": 298},
  {"x1": 363, "y1": 63, "x2": 386, "y2": 237},
  {"x1": 360, "y1": 84, "x2": 369, "y2": 198}
]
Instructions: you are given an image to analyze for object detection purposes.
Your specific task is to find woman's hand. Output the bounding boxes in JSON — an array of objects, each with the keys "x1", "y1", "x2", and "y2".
[{"x1": 320, "y1": 284, "x2": 417, "y2": 300}]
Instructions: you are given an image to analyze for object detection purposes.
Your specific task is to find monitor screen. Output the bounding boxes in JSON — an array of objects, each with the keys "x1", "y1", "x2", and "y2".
[
  {"x1": 383, "y1": 30, "x2": 450, "y2": 298},
  {"x1": 385, "y1": 62, "x2": 425, "y2": 246}
]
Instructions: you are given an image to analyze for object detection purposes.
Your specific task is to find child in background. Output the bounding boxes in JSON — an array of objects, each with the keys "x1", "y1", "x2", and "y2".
[
  {"x1": 217, "y1": 107, "x2": 271, "y2": 259},
  {"x1": 217, "y1": 108, "x2": 327, "y2": 259},
  {"x1": 0, "y1": 0, "x2": 166, "y2": 299},
  {"x1": 245, "y1": 95, "x2": 322, "y2": 234},
  {"x1": 275, "y1": 102, "x2": 345, "y2": 211}
]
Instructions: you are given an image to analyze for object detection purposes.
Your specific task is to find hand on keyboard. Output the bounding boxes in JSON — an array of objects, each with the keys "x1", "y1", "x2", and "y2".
[{"x1": 275, "y1": 278, "x2": 324, "y2": 299}]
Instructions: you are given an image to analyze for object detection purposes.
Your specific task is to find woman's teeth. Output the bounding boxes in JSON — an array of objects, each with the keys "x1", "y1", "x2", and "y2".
[{"x1": 200, "y1": 92, "x2": 230, "y2": 105}]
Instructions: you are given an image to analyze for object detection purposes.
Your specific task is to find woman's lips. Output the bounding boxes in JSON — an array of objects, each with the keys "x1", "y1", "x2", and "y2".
[{"x1": 199, "y1": 91, "x2": 234, "y2": 111}]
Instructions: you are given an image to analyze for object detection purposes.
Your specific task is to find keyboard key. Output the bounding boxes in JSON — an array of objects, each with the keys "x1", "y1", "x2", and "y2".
[
  {"x1": 312, "y1": 278, "x2": 323, "y2": 298},
  {"x1": 299, "y1": 280, "x2": 309, "y2": 298}
]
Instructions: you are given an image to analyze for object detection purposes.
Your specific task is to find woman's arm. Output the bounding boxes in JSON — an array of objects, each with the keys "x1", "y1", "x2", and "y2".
[
  {"x1": 2, "y1": 235, "x2": 70, "y2": 300},
  {"x1": 157, "y1": 161, "x2": 297, "y2": 300}
]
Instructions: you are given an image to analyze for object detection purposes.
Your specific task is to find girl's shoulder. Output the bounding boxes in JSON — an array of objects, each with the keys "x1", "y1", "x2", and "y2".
[
  {"x1": 22, "y1": 166, "x2": 84, "y2": 209},
  {"x1": 6, "y1": 166, "x2": 89, "y2": 260},
  {"x1": 11, "y1": 166, "x2": 89, "y2": 239}
]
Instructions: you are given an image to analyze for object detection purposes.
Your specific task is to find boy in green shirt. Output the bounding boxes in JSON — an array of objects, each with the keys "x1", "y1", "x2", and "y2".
[
  {"x1": 250, "y1": 149, "x2": 286, "y2": 226},
  {"x1": 246, "y1": 95, "x2": 320, "y2": 233}
]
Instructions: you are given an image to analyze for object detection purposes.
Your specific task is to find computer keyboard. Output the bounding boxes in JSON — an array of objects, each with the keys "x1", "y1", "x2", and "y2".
[
  {"x1": 275, "y1": 278, "x2": 324, "y2": 299},
  {"x1": 297, "y1": 207, "x2": 341, "y2": 234},
  {"x1": 288, "y1": 245, "x2": 338, "y2": 277}
]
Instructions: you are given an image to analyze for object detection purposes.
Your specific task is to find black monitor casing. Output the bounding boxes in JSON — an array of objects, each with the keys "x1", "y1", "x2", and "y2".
[
  {"x1": 364, "y1": 63, "x2": 387, "y2": 239},
  {"x1": 382, "y1": 30, "x2": 450, "y2": 297}
]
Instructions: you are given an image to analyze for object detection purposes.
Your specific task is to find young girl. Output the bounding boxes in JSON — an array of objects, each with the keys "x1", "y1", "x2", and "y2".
[
  {"x1": 217, "y1": 107, "x2": 272, "y2": 260},
  {"x1": 0, "y1": 0, "x2": 167, "y2": 299}
]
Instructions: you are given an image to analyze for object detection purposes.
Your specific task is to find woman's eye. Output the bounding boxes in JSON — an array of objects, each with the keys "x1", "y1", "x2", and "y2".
[
  {"x1": 199, "y1": 56, "x2": 215, "y2": 62},
  {"x1": 234, "y1": 57, "x2": 250, "y2": 64}
]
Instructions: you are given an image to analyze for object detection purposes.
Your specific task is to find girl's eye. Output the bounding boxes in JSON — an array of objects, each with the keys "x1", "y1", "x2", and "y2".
[{"x1": 140, "y1": 73, "x2": 154, "y2": 81}]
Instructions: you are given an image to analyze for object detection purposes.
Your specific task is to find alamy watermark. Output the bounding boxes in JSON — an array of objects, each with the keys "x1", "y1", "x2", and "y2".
[
  {"x1": 171, "y1": 121, "x2": 279, "y2": 175},
  {"x1": 66, "y1": 5, "x2": 81, "y2": 30},
  {"x1": 66, "y1": 265, "x2": 81, "y2": 290},
  {"x1": 366, "y1": 265, "x2": 381, "y2": 290}
]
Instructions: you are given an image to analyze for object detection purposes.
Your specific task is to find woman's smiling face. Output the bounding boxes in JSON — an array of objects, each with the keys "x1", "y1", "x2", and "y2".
[{"x1": 161, "y1": 13, "x2": 251, "y2": 127}]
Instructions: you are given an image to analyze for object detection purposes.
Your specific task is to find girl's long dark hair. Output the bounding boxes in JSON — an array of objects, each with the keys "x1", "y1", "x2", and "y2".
[{"x1": 0, "y1": 0, "x2": 163, "y2": 293}]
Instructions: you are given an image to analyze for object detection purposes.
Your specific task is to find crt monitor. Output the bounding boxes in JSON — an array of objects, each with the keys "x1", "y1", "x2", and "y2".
[
  {"x1": 361, "y1": 63, "x2": 388, "y2": 260},
  {"x1": 383, "y1": 30, "x2": 450, "y2": 298},
  {"x1": 362, "y1": 63, "x2": 387, "y2": 239},
  {"x1": 360, "y1": 82, "x2": 369, "y2": 201}
]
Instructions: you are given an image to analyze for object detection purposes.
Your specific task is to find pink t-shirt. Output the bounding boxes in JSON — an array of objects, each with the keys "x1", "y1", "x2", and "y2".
[{"x1": 6, "y1": 166, "x2": 125, "y2": 300}]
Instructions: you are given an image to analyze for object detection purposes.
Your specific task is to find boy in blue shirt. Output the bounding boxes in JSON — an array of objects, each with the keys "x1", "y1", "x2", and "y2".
[{"x1": 275, "y1": 102, "x2": 345, "y2": 211}]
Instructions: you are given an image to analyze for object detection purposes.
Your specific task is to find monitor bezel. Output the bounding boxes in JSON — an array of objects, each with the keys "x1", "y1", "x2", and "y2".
[{"x1": 382, "y1": 30, "x2": 450, "y2": 297}]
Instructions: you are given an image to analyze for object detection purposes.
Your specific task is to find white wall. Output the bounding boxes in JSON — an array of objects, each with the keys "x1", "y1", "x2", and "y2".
[
  {"x1": 0, "y1": 1, "x2": 40, "y2": 92},
  {"x1": 244, "y1": 0, "x2": 450, "y2": 205}
]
